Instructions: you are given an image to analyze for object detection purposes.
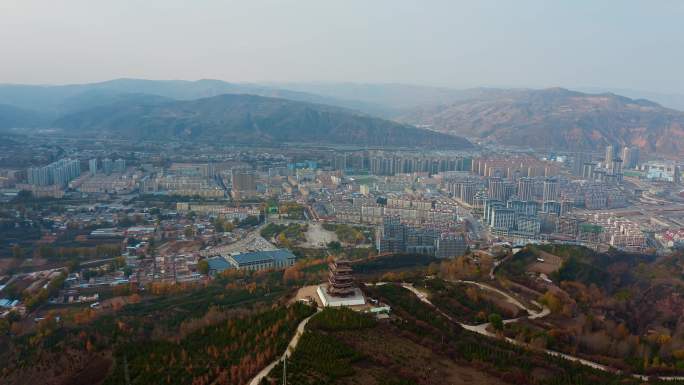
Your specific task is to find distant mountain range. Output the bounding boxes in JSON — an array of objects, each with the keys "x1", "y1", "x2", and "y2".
[
  {"x1": 276, "y1": 82, "x2": 684, "y2": 117},
  {"x1": 0, "y1": 78, "x2": 385, "y2": 119},
  {"x1": 267, "y1": 83, "x2": 488, "y2": 115},
  {"x1": 52, "y1": 93, "x2": 471, "y2": 148},
  {"x1": 0, "y1": 79, "x2": 471, "y2": 149},
  {"x1": 577, "y1": 87, "x2": 684, "y2": 112},
  {"x1": 399, "y1": 87, "x2": 684, "y2": 155},
  {"x1": 1, "y1": 79, "x2": 683, "y2": 153}
]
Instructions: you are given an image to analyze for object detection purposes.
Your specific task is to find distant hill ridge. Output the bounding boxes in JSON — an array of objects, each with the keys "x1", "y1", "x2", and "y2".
[
  {"x1": 52, "y1": 93, "x2": 472, "y2": 148},
  {"x1": 0, "y1": 78, "x2": 387, "y2": 118},
  {"x1": 400, "y1": 87, "x2": 684, "y2": 155},
  {"x1": 1, "y1": 79, "x2": 682, "y2": 153}
]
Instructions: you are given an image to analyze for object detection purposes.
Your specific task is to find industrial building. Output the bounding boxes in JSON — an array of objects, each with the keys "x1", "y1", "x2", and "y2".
[{"x1": 226, "y1": 249, "x2": 296, "y2": 271}]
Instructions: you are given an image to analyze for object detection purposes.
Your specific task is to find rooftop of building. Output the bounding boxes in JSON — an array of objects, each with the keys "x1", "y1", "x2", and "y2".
[
  {"x1": 207, "y1": 257, "x2": 232, "y2": 272},
  {"x1": 230, "y1": 249, "x2": 296, "y2": 264}
]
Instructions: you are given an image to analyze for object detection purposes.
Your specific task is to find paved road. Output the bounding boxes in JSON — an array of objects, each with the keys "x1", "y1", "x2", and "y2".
[
  {"x1": 400, "y1": 281, "x2": 683, "y2": 381},
  {"x1": 248, "y1": 308, "x2": 320, "y2": 385},
  {"x1": 488, "y1": 247, "x2": 523, "y2": 280},
  {"x1": 249, "y1": 279, "x2": 684, "y2": 382},
  {"x1": 450, "y1": 280, "x2": 543, "y2": 316}
]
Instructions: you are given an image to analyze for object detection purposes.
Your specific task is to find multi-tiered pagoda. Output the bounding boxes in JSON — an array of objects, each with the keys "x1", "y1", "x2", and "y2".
[
  {"x1": 318, "y1": 258, "x2": 365, "y2": 306},
  {"x1": 326, "y1": 259, "x2": 355, "y2": 297}
]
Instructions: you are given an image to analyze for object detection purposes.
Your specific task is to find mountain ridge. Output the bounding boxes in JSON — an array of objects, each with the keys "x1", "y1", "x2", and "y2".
[
  {"x1": 0, "y1": 78, "x2": 385, "y2": 118},
  {"x1": 53, "y1": 93, "x2": 473, "y2": 149},
  {"x1": 2, "y1": 79, "x2": 683, "y2": 153},
  {"x1": 399, "y1": 87, "x2": 684, "y2": 155}
]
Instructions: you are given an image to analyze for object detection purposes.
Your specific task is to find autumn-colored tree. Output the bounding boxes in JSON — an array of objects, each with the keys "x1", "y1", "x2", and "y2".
[
  {"x1": 426, "y1": 262, "x2": 440, "y2": 276},
  {"x1": 74, "y1": 308, "x2": 96, "y2": 324},
  {"x1": 283, "y1": 266, "x2": 303, "y2": 283},
  {"x1": 540, "y1": 291, "x2": 563, "y2": 313},
  {"x1": 673, "y1": 349, "x2": 684, "y2": 361},
  {"x1": 113, "y1": 284, "x2": 131, "y2": 296},
  {"x1": 616, "y1": 322, "x2": 630, "y2": 339},
  {"x1": 128, "y1": 293, "x2": 141, "y2": 303},
  {"x1": 465, "y1": 287, "x2": 479, "y2": 302}
]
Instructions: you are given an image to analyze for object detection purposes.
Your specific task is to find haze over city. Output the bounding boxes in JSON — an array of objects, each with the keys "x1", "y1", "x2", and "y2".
[
  {"x1": 1, "y1": 2, "x2": 684, "y2": 385},
  {"x1": 1, "y1": 0, "x2": 684, "y2": 95}
]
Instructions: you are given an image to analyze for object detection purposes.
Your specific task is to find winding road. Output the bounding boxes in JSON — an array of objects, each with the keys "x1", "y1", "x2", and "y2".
[
  {"x1": 248, "y1": 278, "x2": 684, "y2": 384},
  {"x1": 401, "y1": 280, "x2": 684, "y2": 382}
]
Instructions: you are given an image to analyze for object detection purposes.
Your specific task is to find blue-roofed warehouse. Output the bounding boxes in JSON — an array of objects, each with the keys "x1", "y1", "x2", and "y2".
[
  {"x1": 206, "y1": 256, "x2": 233, "y2": 275},
  {"x1": 227, "y1": 249, "x2": 297, "y2": 271}
]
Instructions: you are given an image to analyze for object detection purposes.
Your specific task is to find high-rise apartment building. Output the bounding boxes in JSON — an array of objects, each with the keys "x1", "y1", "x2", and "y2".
[
  {"x1": 333, "y1": 154, "x2": 348, "y2": 171},
  {"x1": 621, "y1": 147, "x2": 631, "y2": 169},
  {"x1": 604, "y1": 145, "x2": 614, "y2": 168},
  {"x1": 542, "y1": 178, "x2": 560, "y2": 202},
  {"x1": 460, "y1": 181, "x2": 476, "y2": 205},
  {"x1": 582, "y1": 162, "x2": 596, "y2": 180},
  {"x1": 376, "y1": 216, "x2": 467, "y2": 258},
  {"x1": 572, "y1": 152, "x2": 590, "y2": 176},
  {"x1": 435, "y1": 233, "x2": 467, "y2": 259},
  {"x1": 102, "y1": 158, "x2": 113, "y2": 175},
  {"x1": 231, "y1": 168, "x2": 257, "y2": 198},
  {"x1": 516, "y1": 215, "x2": 541, "y2": 234},
  {"x1": 488, "y1": 177, "x2": 505, "y2": 202},
  {"x1": 450, "y1": 179, "x2": 480, "y2": 206},
  {"x1": 611, "y1": 157, "x2": 623, "y2": 182},
  {"x1": 517, "y1": 177, "x2": 534, "y2": 201},
  {"x1": 376, "y1": 216, "x2": 406, "y2": 254},
  {"x1": 508, "y1": 199, "x2": 538, "y2": 216},
  {"x1": 89, "y1": 158, "x2": 98, "y2": 175},
  {"x1": 114, "y1": 158, "x2": 126, "y2": 173},
  {"x1": 484, "y1": 199, "x2": 505, "y2": 226},
  {"x1": 490, "y1": 207, "x2": 516, "y2": 231},
  {"x1": 27, "y1": 159, "x2": 81, "y2": 187},
  {"x1": 503, "y1": 182, "x2": 516, "y2": 202},
  {"x1": 542, "y1": 201, "x2": 562, "y2": 216},
  {"x1": 621, "y1": 146, "x2": 639, "y2": 169},
  {"x1": 628, "y1": 147, "x2": 639, "y2": 169}
]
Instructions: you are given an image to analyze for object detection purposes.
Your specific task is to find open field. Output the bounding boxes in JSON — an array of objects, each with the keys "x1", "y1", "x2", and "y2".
[{"x1": 301, "y1": 222, "x2": 338, "y2": 248}]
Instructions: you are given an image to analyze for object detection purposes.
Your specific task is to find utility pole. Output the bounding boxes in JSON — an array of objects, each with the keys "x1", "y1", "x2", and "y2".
[
  {"x1": 282, "y1": 356, "x2": 287, "y2": 385},
  {"x1": 124, "y1": 354, "x2": 131, "y2": 385}
]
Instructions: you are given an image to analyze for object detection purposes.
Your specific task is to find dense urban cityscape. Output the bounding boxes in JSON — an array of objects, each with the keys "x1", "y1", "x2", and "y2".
[
  {"x1": 1, "y1": 130, "x2": 683, "y2": 383},
  {"x1": 3, "y1": 1, "x2": 684, "y2": 385}
]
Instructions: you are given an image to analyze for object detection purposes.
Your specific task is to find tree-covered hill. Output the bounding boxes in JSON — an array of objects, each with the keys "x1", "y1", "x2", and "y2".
[{"x1": 53, "y1": 93, "x2": 472, "y2": 148}]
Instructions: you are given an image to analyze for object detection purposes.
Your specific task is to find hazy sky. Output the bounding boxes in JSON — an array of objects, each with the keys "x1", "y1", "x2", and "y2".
[{"x1": 1, "y1": 0, "x2": 683, "y2": 93}]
